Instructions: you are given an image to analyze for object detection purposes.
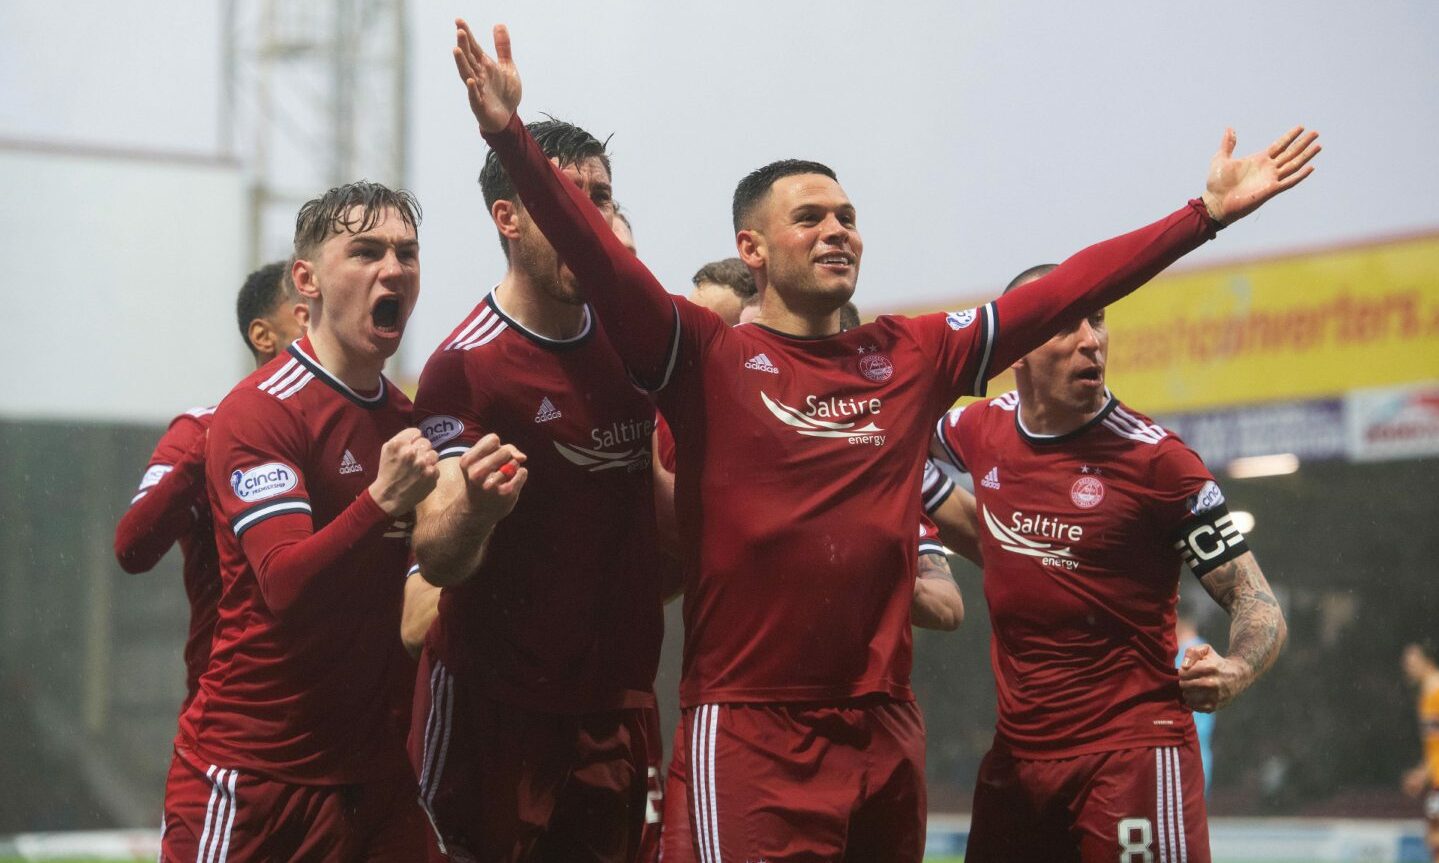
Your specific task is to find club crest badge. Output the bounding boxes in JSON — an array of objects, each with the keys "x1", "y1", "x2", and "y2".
[{"x1": 1070, "y1": 475, "x2": 1105, "y2": 509}]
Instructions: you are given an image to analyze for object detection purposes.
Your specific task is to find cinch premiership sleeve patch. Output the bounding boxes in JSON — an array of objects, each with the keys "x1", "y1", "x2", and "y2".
[{"x1": 1172, "y1": 503, "x2": 1249, "y2": 577}]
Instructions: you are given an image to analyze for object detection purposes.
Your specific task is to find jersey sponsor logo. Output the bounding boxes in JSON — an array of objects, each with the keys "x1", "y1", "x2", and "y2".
[
  {"x1": 744, "y1": 352, "x2": 780, "y2": 374},
  {"x1": 946, "y1": 308, "x2": 977, "y2": 330},
  {"x1": 858, "y1": 351, "x2": 894, "y2": 383},
  {"x1": 1187, "y1": 480, "x2": 1225, "y2": 515},
  {"x1": 534, "y1": 397, "x2": 562, "y2": 423},
  {"x1": 553, "y1": 418, "x2": 656, "y2": 473},
  {"x1": 138, "y1": 464, "x2": 173, "y2": 491},
  {"x1": 983, "y1": 506, "x2": 1082, "y2": 570},
  {"x1": 760, "y1": 392, "x2": 886, "y2": 446},
  {"x1": 420, "y1": 415, "x2": 465, "y2": 446},
  {"x1": 339, "y1": 449, "x2": 364, "y2": 475},
  {"x1": 230, "y1": 462, "x2": 299, "y2": 503},
  {"x1": 981, "y1": 466, "x2": 1001, "y2": 489},
  {"x1": 1070, "y1": 475, "x2": 1106, "y2": 509}
]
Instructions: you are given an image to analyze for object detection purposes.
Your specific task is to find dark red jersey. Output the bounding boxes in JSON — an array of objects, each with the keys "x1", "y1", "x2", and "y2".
[
  {"x1": 935, "y1": 390, "x2": 1249, "y2": 757},
  {"x1": 480, "y1": 112, "x2": 1217, "y2": 709},
  {"x1": 114, "y1": 407, "x2": 219, "y2": 710},
  {"x1": 414, "y1": 290, "x2": 662, "y2": 713},
  {"x1": 179, "y1": 336, "x2": 417, "y2": 785}
]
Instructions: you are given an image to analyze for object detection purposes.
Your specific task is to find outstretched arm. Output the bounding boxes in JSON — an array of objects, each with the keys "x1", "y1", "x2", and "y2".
[
  {"x1": 453, "y1": 19, "x2": 679, "y2": 386},
  {"x1": 981, "y1": 127, "x2": 1320, "y2": 379},
  {"x1": 1179, "y1": 551, "x2": 1287, "y2": 712}
]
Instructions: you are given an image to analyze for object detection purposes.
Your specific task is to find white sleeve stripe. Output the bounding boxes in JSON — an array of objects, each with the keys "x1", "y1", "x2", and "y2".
[
  {"x1": 923, "y1": 475, "x2": 955, "y2": 513},
  {"x1": 458, "y1": 315, "x2": 505, "y2": 350},
  {"x1": 919, "y1": 540, "x2": 946, "y2": 555},
  {"x1": 970, "y1": 301, "x2": 997, "y2": 396},
  {"x1": 447, "y1": 305, "x2": 491, "y2": 349},
  {"x1": 260, "y1": 362, "x2": 307, "y2": 395},
  {"x1": 274, "y1": 372, "x2": 315, "y2": 401},
  {"x1": 258, "y1": 357, "x2": 299, "y2": 391},
  {"x1": 640, "y1": 302, "x2": 683, "y2": 393},
  {"x1": 232, "y1": 500, "x2": 311, "y2": 536},
  {"x1": 934, "y1": 415, "x2": 968, "y2": 473},
  {"x1": 437, "y1": 446, "x2": 470, "y2": 459}
]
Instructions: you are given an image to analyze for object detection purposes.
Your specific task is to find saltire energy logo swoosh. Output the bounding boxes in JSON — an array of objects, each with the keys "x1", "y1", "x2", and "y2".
[
  {"x1": 553, "y1": 441, "x2": 649, "y2": 471},
  {"x1": 983, "y1": 506, "x2": 1075, "y2": 559},
  {"x1": 760, "y1": 392, "x2": 884, "y2": 438}
]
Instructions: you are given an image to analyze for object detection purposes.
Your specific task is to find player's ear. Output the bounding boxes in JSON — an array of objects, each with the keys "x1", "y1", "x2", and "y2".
[
  {"x1": 292, "y1": 258, "x2": 322, "y2": 301},
  {"x1": 492, "y1": 199, "x2": 522, "y2": 243},
  {"x1": 292, "y1": 302, "x2": 311, "y2": 331},
  {"x1": 736, "y1": 228, "x2": 765, "y2": 271},
  {"x1": 248, "y1": 319, "x2": 275, "y2": 356}
]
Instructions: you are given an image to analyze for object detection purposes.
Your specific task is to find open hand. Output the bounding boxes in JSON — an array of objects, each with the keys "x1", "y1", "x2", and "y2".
[
  {"x1": 1177, "y1": 642, "x2": 1249, "y2": 712},
  {"x1": 1201, "y1": 126, "x2": 1321, "y2": 225},
  {"x1": 453, "y1": 18, "x2": 522, "y2": 134}
]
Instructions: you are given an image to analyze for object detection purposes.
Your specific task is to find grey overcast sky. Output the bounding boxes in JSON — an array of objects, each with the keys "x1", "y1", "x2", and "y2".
[{"x1": 3, "y1": 1, "x2": 1437, "y2": 377}]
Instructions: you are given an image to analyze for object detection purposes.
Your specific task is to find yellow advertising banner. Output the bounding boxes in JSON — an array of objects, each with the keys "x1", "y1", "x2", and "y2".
[{"x1": 903, "y1": 232, "x2": 1439, "y2": 414}]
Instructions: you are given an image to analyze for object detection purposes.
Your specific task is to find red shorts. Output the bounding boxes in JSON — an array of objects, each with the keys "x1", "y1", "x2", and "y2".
[
  {"x1": 635, "y1": 705, "x2": 664, "y2": 863},
  {"x1": 409, "y1": 651, "x2": 653, "y2": 862},
  {"x1": 159, "y1": 745, "x2": 427, "y2": 862},
  {"x1": 659, "y1": 719, "x2": 693, "y2": 862},
  {"x1": 676, "y1": 697, "x2": 926, "y2": 863},
  {"x1": 966, "y1": 741, "x2": 1210, "y2": 863}
]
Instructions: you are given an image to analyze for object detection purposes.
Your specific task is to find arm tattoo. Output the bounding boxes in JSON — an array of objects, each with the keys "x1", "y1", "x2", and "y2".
[
  {"x1": 917, "y1": 552, "x2": 956, "y2": 584},
  {"x1": 1199, "y1": 552, "x2": 1287, "y2": 681}
]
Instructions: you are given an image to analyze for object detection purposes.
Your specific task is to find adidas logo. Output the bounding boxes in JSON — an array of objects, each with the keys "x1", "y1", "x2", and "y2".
[
  {"x1": 744, "y1": 352, "x2": 779, "y2": 374},
  {"x1": 339, "y1": 450, "x2": 364, "y2": 475},
  {"x1": 534, "y1": 396, "x2": 562, "y2": 423},
  {"x1": 981, "y1": 467, "x2": 1001, "y2": 489}
]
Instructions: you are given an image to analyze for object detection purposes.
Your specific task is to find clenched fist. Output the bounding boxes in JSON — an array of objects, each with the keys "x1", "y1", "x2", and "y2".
[{"x1": 369, "y1": 428, "x2": 440, "y2": 516}]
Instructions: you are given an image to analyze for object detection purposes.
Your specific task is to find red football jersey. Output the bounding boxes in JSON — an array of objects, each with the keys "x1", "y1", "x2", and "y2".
[
  {"x1": 413, "y1": 291, "x2": 662, "y2": 713},
  {"x1": 479, "y1": 113, "x2": 1217, "y2": 710},
  {"x1": 935, "y1": 390, "x2": 1249, "y2": 757},
  {"x1": 114, "y1": 407, "x2": 219, "y2": 710},
  {"x1": 180, "y1": 337, "x2": 417, "y2": 785}
]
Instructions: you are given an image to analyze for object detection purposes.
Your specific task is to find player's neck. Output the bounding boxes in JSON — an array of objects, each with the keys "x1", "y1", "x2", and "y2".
[
  {"x1": 754, "y1": 293, "x2": 842, "y2": 338},
  {"x1": 495, "y1": 273, "x2": 587, "y2": 340},
  {"x1": 305, "y1": 325, "x2": 385, "y2": 393},
  {"x1": 1015, "y1": 381, "x2": 1106, "y2": 437}
]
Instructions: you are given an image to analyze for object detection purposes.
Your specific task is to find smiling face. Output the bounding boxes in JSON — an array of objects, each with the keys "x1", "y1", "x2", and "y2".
[
  {"x1": 1015, "y1": 308, "x2": 1109, "y2": 417},
  {"x1": 740, "y1": 173, "x2": 862, "y2": 317},
  {"x1": 295, "y1": 205, "x2": 419, "y2": 362}
]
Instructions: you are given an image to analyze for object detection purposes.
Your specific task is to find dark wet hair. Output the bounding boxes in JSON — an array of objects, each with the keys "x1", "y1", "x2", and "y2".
[
  {"x1": 732, "y1": 159, "x2": 837, "y2": 233},
  {"x1": 293, "y1": 181, "x2": 421, "y2": 260},
  {"x1": 480, "y1": 117, "x2": 611, "y2": 255},
  {"x1": 235, "y1": 260, "x2": 294, "y2": 355}
]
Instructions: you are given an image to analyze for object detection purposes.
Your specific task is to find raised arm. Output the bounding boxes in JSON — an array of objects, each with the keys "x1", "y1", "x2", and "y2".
[
  {"x1": 983, "y1": 127, "x2": 1320, "y2": 377},
  {"x1": 1178, "y1": 551, "x2": 1288, "y2": 712},
  {"x1": 453, "y1": 19, "x2": 678, "y2": 386}
]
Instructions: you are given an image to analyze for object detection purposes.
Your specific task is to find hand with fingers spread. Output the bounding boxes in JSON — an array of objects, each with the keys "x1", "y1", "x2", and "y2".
[
  {"x1": 458, "y1": 433, "x2": 528, "y2": 528},
  {"x1": 369, "y1": 429, "x2": 441, "y2": 516},
  {"x1": 1201, "y1": 126, "x2": 1322, "y2": 225},
  {"x1": 453, "y1": 18, "x2": 522, "y2": 134},
  {"x1": 1177, "y1": 642, "x2": 1249, "y2": 713}
]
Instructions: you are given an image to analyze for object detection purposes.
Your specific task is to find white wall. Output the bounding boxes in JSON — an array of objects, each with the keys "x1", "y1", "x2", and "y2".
[{"x1": 0, "y1": 144, "x2": 248, "y2": 423}]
